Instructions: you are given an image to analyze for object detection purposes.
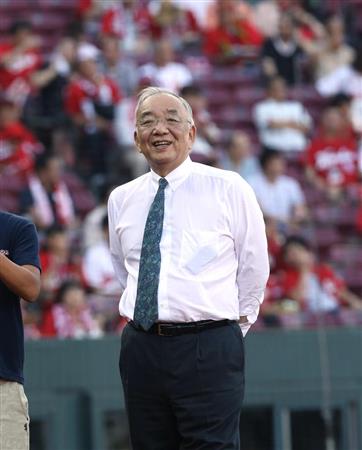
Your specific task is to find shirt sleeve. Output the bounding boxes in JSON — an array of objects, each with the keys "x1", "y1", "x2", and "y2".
[
  {"x1": 82, "y1": 247, "x2": 103, "y2": 288},
  {"x1": 289, "y1": 179, "x2": 305, "y2": 206},
  {"x1": 299, "y1": 104, "x2": 312, "y2": 128},
  {"x1": 229, "y1": 175, "x2": 270, "y2": 335},
  {"x1": 316, "y1": 66, "x2": 348, "y2": 97},
  {"x1": 64, "y1": 82, "x2": 84, "y2": 116},
  {"x1": 253, "y1": 102, "x2": 269, "y2": 131},
  {"x1": 107, "y1": 190, "x2": 128, "y2": 291},
  {"x1": 11, "y1": 218, "x2": 40, "y2": 270}
]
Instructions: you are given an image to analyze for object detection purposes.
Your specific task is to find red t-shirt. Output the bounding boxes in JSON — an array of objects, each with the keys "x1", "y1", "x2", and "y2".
[
  {"x1": 280, "y1": 264, "x2": 345, "y2": 310},
  {"x1": 101, "y1": 5, "x2": 152, "y2": 38},
  {"x1": 204, "y1": 20, "x2": 264, "y2": 58},
  {"x1": 305, "y1": 135, "x2": 358, "y2": 187},
  {"x1": 0, "y1": 121, "x2": 41, "y2": 175},
  {"x1": 0, "y1": 43, "x2": 41, "y2": 90},
  {"x1": 64, "y1": 76, "x2": 122, "y2": 118},
  {"x1": 150, "y1": 9, "x2": 199, "y2": 39},
  {"x1": 40, "y1": 250, "x2": 85, "y2": 293}
]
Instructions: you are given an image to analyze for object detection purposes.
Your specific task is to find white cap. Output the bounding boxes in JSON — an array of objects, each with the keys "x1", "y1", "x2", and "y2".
[{"x1": 77, "y1": 43, "x2": 100, "y2": 62}]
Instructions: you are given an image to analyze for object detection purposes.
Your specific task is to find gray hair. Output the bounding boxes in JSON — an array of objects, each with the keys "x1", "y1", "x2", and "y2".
[{"x1": 135, "y1": 86, "x2": 194, "y2": 126}]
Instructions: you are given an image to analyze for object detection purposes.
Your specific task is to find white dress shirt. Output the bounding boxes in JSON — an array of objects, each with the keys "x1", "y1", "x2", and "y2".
[
  {"x1": 82, "y1": 240, "x2": 121, "y2": 295},
  {"x1": 248, "y1": 173, "x2": 305, "y2": 222},
  {"x1": 108, "y1": 157, "x2": 269, "y2": 335},
  {"x1": 137, "y1": 62, "x2": 193, "y2": 93},
  {"x1": 253, "y1": 99, "x2": 312, "y2": 152}
]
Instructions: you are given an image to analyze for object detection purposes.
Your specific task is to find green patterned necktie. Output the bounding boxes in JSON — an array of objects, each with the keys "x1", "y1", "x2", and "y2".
[{"x1": 133, "y1": 177, "x2": 168, "y2": 330}]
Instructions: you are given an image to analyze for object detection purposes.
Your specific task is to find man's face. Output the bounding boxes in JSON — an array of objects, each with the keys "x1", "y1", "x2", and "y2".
[
  {"x1": 134, "y1": 93, "x2": 196, "y2": 176},
  {"x1": 279, "y1": 15, "x2": 293, "y2": 40},
  {"x1": 265, "y1": 156, "x2": 285, "y2": 179},
  {"x1": 285, "y1": 244, "x2": 313, "y2": 270},
  {"x1": 79, "y1": 59, "x2": 98, "y2": 79},
  {"x1": 269, "y1": 79, "x2": 287, "y2": 101},
  {"x1": 40, "y1": 158, "x2": 62, "y2": 187}
]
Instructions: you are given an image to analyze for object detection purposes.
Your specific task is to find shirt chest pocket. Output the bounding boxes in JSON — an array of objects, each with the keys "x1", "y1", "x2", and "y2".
[{"x1": 179, "y1": 230, "x2": 221, "y2": 275}]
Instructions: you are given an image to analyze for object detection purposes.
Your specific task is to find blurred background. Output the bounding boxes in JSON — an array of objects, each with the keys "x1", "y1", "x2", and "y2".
[{"x1": 0, "y1": 0, "x2": 362, "y2": 448}]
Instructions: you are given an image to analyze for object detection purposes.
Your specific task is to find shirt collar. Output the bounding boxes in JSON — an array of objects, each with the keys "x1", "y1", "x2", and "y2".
[{"x1": 150, "y1": 156, "x2": 192, "y2": 192}]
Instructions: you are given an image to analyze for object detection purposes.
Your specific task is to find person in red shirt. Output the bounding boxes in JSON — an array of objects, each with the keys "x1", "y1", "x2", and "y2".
[
  {"x1": 38, "y1": 225, "x2": 84, "y2": 307},
  {"x1": 149, "y1": 0, "x2": 200, "y2": 50},
  {"x1": 0, "y1": 21, "x2": 42, "y2": 105},
  {"x1": 100, "y1": 0, "x2": 152, "y2": 55},
  {"x1": 39, "y1": 280, "x2": 103, "y2": 339},
  {"x1": 203, "y1": 0, "x2": 264, "y2": 64},
  {"x1": 279, "y1": 236, "x2": 362, "y2": 314},
  {"x1": 0, "y1": 97, "x2": 42, "y2": 178},
  {"x1": 19, "y1": 153, "x2": 76, "y2": 231},
  {"x1": 64, "y1": 43, "x2": 122, "y2": 179},
  {"x1": 305, "y1": 106, "x2": 359, "y2": 201}
]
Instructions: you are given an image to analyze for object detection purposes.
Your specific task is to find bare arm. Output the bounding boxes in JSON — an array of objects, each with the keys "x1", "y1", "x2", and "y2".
[
  {"x1": 340, "y1": 288, "x2": 362, "y2": 309},
  {"x1": 261, "y1": 56, "x2": 278, "y2": 78},
  {"x1": 0, "y1": 253, "x2": 40, "y2": 302},
  {"x1": 268, "y1": 119, "x2": 309, "y2": 133},
  {"x1": 30, "y1": 65, "x2": 57, "y2": 88}
]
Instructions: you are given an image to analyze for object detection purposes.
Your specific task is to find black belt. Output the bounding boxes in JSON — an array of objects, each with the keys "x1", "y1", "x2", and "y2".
[{"x1": 129, "y1": 319, "x2": 234, "y2": 336}]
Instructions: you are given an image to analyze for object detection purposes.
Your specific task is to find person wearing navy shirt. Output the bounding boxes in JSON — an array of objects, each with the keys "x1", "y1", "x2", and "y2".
[{"x1": 0, "y1": 210, "x2": 41, "y2": 450}]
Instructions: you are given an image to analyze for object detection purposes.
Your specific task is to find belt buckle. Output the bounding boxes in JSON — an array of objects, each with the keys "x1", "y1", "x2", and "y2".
[{"x1": 157, "y1": 323, "x2": 166, "y2": 336}]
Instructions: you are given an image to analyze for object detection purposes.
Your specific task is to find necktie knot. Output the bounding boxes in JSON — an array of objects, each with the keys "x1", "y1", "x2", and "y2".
[{"x1": 159, "y1": 177, "x2": 168, "y2": 189}]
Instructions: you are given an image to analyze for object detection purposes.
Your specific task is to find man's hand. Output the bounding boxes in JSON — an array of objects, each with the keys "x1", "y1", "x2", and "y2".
[{"x1": 0, "y1": 253, "x2": 40, "y2": 302}]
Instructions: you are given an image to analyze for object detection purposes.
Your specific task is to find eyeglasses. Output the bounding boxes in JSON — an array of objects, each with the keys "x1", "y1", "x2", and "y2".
[{"x1": 137, "y1": 116, "x2": 192, "y2": 130}]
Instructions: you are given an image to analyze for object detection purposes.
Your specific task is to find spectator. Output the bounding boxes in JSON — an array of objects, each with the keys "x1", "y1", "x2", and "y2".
[
  {"x1": 180, "y1": 84, "x2": 220, "y2": 164},
  {"x1": 28, "y1": 37, "x2": 77, "y2": 142},
  {"x1": 305, "y1": 107, "x2": 359, "y2": 201},
  {"x1": 40, "y1": 280, "x2": 103, "y2": 338},
  {"x1": 82, "y1": 214, "x2": 120, "y2": 295},
  {"x1": 21, "y1": 300, "x2": 42, "y2": 340},
  {"x1": 64, "y1": 43, "x2": 122, "y2": 179},
  {"x1": 75, "y1": 0, "x2": 106, "y2": 39},
  {"x1": 303, "y1": 15, "x2": 355, "y2": 81},
  {"x1": 261, "y1": 13, "x2": 304, "y2": 85},
  {"x1": 328, "y1": 93, "x2": 354, "y2": 135},
  {"x1": 82, "y1": 182, "x2": 112, "y2": 250},
  {"x1": 138, "y1": 39, "x2": 193, "y2": 93},
  {"x1": 99, "y1": 35, "x2": 138, "y2": 98},
  {"x1": 278, "y1": 236, "x2": 362, "y2": 315},
  {"x1": 203, "y1": 0, "x2": 264, "y2": 64},
  {"x1": 100, "y1": 0, "x2": 152, "y2": 55},
  {"x1": 148, "y1": 0, "x2": 200, "y2": 50},
  {"x1": 253, "y1": 76, "x2": 312, "y2": 153},
  {"x1": 113, "y1": 77, "x2": 151, "y2": 179},
  {"x1": 264, "y1": 215, "x2": 284, "y2": 273},
  {"x1": 0, "y1": 20, "x2": 42, "y2": 105},
  {"x1": 20, "y1": 153, "x2": 76, "y2": 231},
  {"x1": 0, "y1": 96, "x2": 42, "y2": 178},
  {"x1": 316, "y1": 46, "x2": 362, "y2": 133},
  {"x1": 176, "y1": 0, "x2": 213, "y2": 29},
  {"x1": 254, "y1": 0, "x2": 324, "y2": 41},
  {"x1": 220, "y1": 130, "x2": 260, "y2": 181},
  {"x1": 248, "y1": 149, "x2": 308, "y2": 234},
  {"x1": 38, "y1": 225, "x2": 83, "y2": 303}
]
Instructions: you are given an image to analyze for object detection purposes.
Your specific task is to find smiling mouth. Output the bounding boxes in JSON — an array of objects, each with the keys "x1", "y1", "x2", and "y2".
[{"x1": 152, "y1": 140, "x2": 173, "y2": 150}]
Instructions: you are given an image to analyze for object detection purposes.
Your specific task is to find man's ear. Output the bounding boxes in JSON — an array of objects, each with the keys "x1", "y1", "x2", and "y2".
[
  {"x1": 188, "y1": 125, "x2": 196, "y2": 150},
  {"x1": 134, "y1": 130, "x2": 142, "y2": 153}
]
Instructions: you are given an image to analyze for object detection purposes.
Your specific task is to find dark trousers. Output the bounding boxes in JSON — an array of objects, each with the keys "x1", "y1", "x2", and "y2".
[{"x1": 119, "y1": 321, "x2": 245, "y2": 450}]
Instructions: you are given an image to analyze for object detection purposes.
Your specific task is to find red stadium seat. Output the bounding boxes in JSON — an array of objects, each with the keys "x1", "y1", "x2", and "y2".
[
  {"x1": 236, "y1": 87, "x2": 265, "y2": 108},
  {"x1": 329, "y1": 244, "x2": 362, "y2": 268}
]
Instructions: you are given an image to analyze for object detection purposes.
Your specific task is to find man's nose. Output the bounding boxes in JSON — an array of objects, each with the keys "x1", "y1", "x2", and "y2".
[{"x1": 153, "y1": 118, "x2": 169, "y2": 133}]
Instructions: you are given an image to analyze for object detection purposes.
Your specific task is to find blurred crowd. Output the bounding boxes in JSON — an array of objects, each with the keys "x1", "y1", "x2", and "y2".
[{"x1": 0, "y1": 0, "x2": 362, "y2": 339}]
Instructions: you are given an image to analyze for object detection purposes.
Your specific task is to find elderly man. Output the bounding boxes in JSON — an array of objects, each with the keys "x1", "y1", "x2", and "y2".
[
  {"x1": 0, "y1": 211, "x2": 41, "y2": 450},
  {"x1": 108, "y1": 86, "x2": 269, "y2": 449}
]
